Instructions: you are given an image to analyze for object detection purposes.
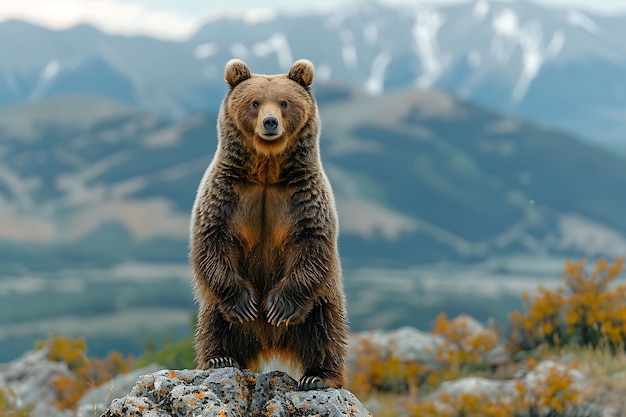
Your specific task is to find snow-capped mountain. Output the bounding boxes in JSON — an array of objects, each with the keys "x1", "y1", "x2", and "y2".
[{"x1": 0, "y1": 0, "x2": 625, "y2": 146}]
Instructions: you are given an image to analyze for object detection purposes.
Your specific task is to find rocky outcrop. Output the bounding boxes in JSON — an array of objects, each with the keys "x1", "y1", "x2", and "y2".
[
  {"x1": 353, "y1": 326, "x2": 445, "y2": 363},
  {"x1": 102, "y1": 367, "x2": 372, "y2": 417},
  {"x1": 76, "y1": 364, "x2": 161, "y2": 417},
  {"x1": 0, "y1": 347, "x2": 73, "y2": 417}
]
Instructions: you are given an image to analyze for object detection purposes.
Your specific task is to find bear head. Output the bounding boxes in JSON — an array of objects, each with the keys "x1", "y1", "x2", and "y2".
[{"x1": 222, "y1": 59, "x2": 316, "y2": 155}]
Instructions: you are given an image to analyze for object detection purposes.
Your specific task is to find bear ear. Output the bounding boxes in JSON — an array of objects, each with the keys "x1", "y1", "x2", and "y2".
[
  {"x1": 288, "y1": 59, "x2": 314, "y2": 89},
  {"x1": 225, "y1": 59, "x2": 251, "y2": 88}
]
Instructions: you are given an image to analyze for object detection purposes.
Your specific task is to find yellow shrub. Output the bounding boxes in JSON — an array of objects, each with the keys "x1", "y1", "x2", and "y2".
[
  {"x1": 406, "y1": 359, "x2": 582, "y2": 417},
  {"x1": 0, "y1": 389, "x2": 33, "y2": 417},
  {"x1": 348, "y1": 314, "x2": 498, "y2": 395},
  {"x1": 432, "y1": 313, "x2": 498, "y2": 380},
  {"x1": 510, "y1": 257, "x2": 625, "y2": 350},
  {"x1": 348, "y1": 337, "x2": 424, "y2": 395},
  {"x1": 36, "y1": 335, "x2": 132, "y2": 410}
]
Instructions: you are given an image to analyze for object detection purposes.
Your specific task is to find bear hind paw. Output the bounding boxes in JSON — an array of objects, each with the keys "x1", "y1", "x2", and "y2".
[{"x1": 297, "y1": 376, "x2": 329, "y2": 390}]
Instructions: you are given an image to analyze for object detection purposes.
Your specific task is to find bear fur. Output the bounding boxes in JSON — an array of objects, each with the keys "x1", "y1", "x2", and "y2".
[{"x1": 189, "y1": 59, "x2": 348, "y2": 390}]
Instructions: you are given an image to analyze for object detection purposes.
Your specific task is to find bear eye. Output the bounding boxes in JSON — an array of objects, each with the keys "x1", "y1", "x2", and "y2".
[
  {"x1": 252, "y1": 101, "x2": 260, "y2": 108},
  {"x1": 280, "y1": 101, "x2": 288, "y2": 109}
]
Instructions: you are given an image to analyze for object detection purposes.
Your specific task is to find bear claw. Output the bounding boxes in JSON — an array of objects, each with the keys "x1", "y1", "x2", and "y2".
[
  {"x1": 298, "y1": 376, "x2": 328, "y2": 390},
  {"x1": 265, "y1": 291, "x2": 306, "y2": 326},
  {"x1": 207, "y1": 357, "x2": 240, "y2": 369},
  {"x1": 230, "y1": 297, "x2": 258, "y2": 323},
  {"x1": 222, "y1": 287, "x2": 258, "y2": 323}
]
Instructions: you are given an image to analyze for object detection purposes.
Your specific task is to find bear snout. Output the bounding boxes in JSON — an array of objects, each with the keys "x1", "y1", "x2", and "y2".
[{"x1": 263, "y1": 117, "x2": 279, "y2": 133}]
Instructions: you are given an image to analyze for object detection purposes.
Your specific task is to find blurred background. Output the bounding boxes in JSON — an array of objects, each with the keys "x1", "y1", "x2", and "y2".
[{"x1": 1, "y1": 0, "x2": 625, "y2": 362}]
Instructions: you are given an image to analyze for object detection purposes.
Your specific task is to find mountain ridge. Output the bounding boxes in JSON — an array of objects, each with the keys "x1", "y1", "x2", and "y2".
[{"x1": 1, "y1": 0, "x2": 625, "y2": 147}]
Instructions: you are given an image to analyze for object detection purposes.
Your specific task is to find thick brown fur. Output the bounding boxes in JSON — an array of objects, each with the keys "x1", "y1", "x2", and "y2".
[{"x1": 190, "y1": 59, "x2": 348, "y2": 390}]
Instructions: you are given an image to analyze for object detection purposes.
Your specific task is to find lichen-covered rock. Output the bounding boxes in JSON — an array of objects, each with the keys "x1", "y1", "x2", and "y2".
[
  {"x1": 0, "y1": 347, "x2": 73, "y2": 417},
  {"x1": 101, "y1": 368, "x2": 372, "y2": 417},
  {"x1": 76, "y1": 364, "x2": 161, "y2": 417}
]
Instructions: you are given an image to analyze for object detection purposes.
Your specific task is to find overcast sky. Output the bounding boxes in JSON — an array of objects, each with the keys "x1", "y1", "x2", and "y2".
[{"x1": 1, "y1": 0, "x2": 625, "y2": 40}]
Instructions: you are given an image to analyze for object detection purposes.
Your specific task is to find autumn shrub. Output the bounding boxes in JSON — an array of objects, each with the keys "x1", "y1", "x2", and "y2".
[
  {"x1": 36, "y1": 335, "x2": 133, "y2": 410},
  {"x1": 0, "y1": 389, "x2": 33, "y2": 417},
  {"x1": 348, "y1": 337, "x2": 426, "y2": 395},
  {"x1": 348, "y1": 314, "x2": 498, "y2": 396},
  {"x1": 406, "y1": 358, "x2": 589, "y2": 417},
  {"x1": 510, "y1": 257, "x2": 626, "y2": 351},
  {"x1": 432, "y1": 313, "x2": 498, "y2": 379}
]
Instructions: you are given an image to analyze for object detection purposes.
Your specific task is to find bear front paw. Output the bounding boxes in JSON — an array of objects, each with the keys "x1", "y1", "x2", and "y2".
[
  {"x1": 206, "y1": 357, "x2": 240, "y2": 369},
  {"x1": 220, "y1": 286, "x2": 258, "y2": 323},
  {"x1": 264, "y1": 289, "x2": 310, "y2": 326}
]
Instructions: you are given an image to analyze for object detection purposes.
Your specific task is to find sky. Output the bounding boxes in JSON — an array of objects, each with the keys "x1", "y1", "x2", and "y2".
[{"x1": 1, "y1": 0, "x2": 625, "y2": 40}]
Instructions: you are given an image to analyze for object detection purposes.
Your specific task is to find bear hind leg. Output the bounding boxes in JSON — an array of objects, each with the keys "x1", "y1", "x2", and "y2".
[
  {"x1": 195, "y1": 305, "x2": 257, "y2": 370},
  {"x1": 289, "y1": 303, "x2": 347, "y2": 390}
]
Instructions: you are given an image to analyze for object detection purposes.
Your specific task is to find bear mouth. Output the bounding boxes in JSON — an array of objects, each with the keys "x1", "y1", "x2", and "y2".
[{"x1": 258, "y1": 132, "x2": 281, "y2": 142}]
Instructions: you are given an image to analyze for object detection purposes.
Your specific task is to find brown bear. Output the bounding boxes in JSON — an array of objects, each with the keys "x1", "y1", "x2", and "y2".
[{"x1": 189, "y1": 59, "x2": 348, "y2": 390}]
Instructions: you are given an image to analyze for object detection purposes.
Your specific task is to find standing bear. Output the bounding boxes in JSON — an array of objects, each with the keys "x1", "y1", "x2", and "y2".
[{"x1": 189, "y1": 59, "x2": 348, "y2": 390}]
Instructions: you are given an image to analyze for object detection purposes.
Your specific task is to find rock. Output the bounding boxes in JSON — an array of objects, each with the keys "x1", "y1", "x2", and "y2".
[
  {"x1": 0, "y1": 348, "x2": 73, "y2": 417},
  {"x1": 76, "y1": 364, "x2": 161, "y2": 417},
  {"x1": 523, "y1": 359, "x2": 586, "y2": 392},
  {"x1": 430, "y1": 376, "x2": 517, "y2": 401},
  {"x1": 424, "y1": 358, "x2": 592, "y2": 414},
  {"x1": 101, "y1": 367, "x2": 372, "y2": 417},
  {"x1": 352, "y1": 326, "x2": 445, "y2": 364},
  {"x1": 351, "y1": 315, "x2": 509, "y2": 367}
]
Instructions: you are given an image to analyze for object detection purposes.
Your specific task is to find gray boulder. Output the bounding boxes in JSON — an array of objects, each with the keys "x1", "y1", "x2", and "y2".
[
  {"x1": 352, "y1": 326, "x2": 445, "y2": 364},
  {"x1": 0, "y1": 348, "x2": 73, "y2": 417},
  {"x1": 76, "y1": 364, "x2": 161, "y2": 417},
  {"x1": 101, "y1": 367, "x2": 372, "y2": 417}
]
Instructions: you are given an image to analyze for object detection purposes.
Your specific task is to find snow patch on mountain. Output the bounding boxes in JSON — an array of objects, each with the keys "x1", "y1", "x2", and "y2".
[
  {"x1": 412, "y1": 8, "x2": 445, "y2": 89},
  {"x1": 565, "y1": 10, "x2": 598, "y2": 34},
  {"x1": 252, "y1": 33, "x2": 293, "y2": 70},
  {"x1": 491, "y1": 8, "x2": 565, "y2": 101},
  {"x1": 42, "y1": 60, "x2": 60, "y2": 82},
  {"x1": 364, "y1": 52, "x2": 391, "y2": 94},
  {"x1": 0, "y1": 165, "x2": 36, "y2": 212},
  {"x1": 340, "y1": 29, "x2": 358, "y2": 67},
  {"x1": 316, "y1": 64, "x2": 332, "y2": 81},
  {"x1": 363, "y1": 22, "x2": 379, "y2": 44},
  {"x1": 193, "y1": 43, "x2": 217, "y2": 60},
  {"x1": 473, "y1": 1, "x2": 490, "y2": 21},
  {"x1": 557, "y1": 214, "x2": 626, "y2": 257},
  {"x1": 230, "y1": 42, "x2": 249, "y2": 59},
  {"x1": 55, "y1": 152, "x2": 130, "y2": 207}
]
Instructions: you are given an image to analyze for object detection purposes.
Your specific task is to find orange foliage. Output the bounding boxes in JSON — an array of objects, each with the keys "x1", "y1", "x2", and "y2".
[
  {"x1": 348, "y1": 337, "x2": 424, "y2": 395},
  {"x1": 348, "y1": 314, "x2": 498, "y2": 395},
  {"x1": 510, "y1": 257, "x2": 626, "y2": 350},
  {"x1": 406, "y1": 358, "x2": 582, "y2": 417},
  {"x1": 432, "y1": 313, "x2": 498, "y2": 378},
  {"x1": 0, "y1": 388, "x2": 33, "y2": 417},
  {"x1": 37, "y1": 335, "x2": 132, "y2": 410}
]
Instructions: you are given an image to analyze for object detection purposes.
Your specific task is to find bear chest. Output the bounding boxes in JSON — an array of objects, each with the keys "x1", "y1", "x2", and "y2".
[{"x1": 231, "y1": 184, "x2": 293, "y2": 256}]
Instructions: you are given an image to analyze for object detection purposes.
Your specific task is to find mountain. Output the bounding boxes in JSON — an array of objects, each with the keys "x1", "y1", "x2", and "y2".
[
  {"x1": 1, "y1": 88, "x2": 625, "y2": 360},
  {"x1": 1, "y1": 0, "x2": 625, "y2": 147}
]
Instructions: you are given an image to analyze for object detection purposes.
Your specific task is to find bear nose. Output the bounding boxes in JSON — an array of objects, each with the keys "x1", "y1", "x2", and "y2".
[{"x1": 263, "y1": 117, "x2": 279, "y2": 132}]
